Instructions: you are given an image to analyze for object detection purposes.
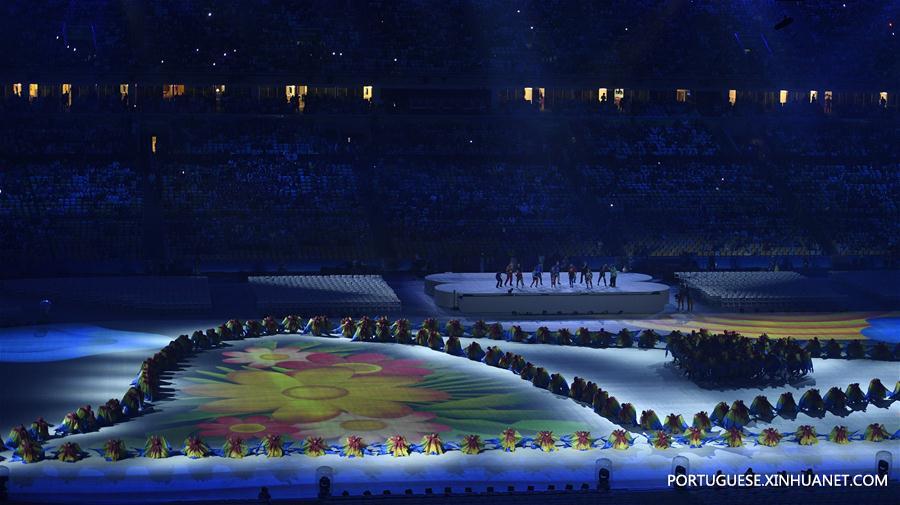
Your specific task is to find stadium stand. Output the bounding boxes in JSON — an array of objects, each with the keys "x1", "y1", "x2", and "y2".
[
  {"x1": 675, "y1": 271, "x2": 848, "y2": 312},
  {"x1": 249, "y1": 275, "x2": 401, "y2": 314}
]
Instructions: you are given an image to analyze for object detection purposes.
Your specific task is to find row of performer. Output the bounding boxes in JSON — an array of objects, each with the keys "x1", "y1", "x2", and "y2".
[{"x1": 496, "y1": 262, "x2": 620, "y2": 289}]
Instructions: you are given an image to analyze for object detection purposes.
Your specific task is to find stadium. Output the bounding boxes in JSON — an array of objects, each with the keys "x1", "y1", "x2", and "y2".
[{"x1": 0, "y1": 1, "x2": 898, "y2": 504}]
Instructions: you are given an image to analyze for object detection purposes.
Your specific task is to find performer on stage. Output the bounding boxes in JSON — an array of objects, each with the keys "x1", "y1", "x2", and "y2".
[
  {"x1": 535, "y1": 262, "x2": 543, "y2": 286},
  {"x1": 530, "y1": 266, "x2": 540, "y2": 288},
  {"x1": 505, "y1": 262, "x2": 514, "y2": 286},
  {"x1": 609, "y1": 264, "x2": 618, "y2": 287},
  {"x1": 550, "y1": 261, "x2": 560, "y2": 287},
  {"x1": 515, "y1": 266, "x2": 525, "y2": 288},
  {"x1": 496, "y1": 270, "x2": 504, "y2": 289},
  {"x1": 580, "y1": 262, "x2": 588, "y2": 284},
  {"x1": 585, "y1": 266, "x2": 594, "y2": 289},
  {"x1": 599, "y1": 264, "x2": 609, "y2": 287},
  {"x1": 567, "y1": 263, "x2": 577, "y2": 287}
]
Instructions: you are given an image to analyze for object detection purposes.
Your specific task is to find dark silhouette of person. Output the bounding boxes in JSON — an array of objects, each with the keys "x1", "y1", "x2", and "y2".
[{"x1": 258, "y1": 487, "x2": 271, "y2": 504}]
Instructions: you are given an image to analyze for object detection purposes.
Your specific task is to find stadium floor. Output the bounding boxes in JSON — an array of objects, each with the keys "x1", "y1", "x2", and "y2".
[{"x1": 1, "y1": 323, "x2": 897, "y2": 502}]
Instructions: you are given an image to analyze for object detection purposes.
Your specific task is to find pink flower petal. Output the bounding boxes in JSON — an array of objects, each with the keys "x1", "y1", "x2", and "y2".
[
  {"x1": 406, "y1": 411, "x2": 437, "y2": 421},
  {"x1": 307, "y1": 353, "x2": 341, "y2": 364},
  {"x1": 346, "y1": 353, "x2": 388, "y2": 363},
  {"x1": 387, "y1": 359, "x2": 428, "y2": 367}
]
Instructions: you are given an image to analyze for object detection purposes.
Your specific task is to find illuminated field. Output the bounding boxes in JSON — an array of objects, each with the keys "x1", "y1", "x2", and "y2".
[
  {"x1": 626, "y1": 312, "x2": 900, "y2": 341},
  {"x1": 2, "y1": 329, "x2": 896, "y2": 501}
]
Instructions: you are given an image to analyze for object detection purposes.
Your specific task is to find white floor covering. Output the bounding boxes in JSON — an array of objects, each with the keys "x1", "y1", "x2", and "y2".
[{"x1": 2, "y1": 329, "x2": 897, "y2": 503}]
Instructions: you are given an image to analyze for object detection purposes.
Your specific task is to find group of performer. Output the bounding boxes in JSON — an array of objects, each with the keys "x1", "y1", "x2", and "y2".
[
  {"x1": 676, "y1": 282, "x2": 695, "y2": 312},
  {"x1": 495, "y1": 260, "x2": 619, "y2": 290}
]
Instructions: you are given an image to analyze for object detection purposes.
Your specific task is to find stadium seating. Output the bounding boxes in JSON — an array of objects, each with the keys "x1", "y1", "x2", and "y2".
[
  {"x1": 250, "y1": 275, "x2": 400, "y2": 314},
  {"x1": 0, "y1": 114, "x2": 896, "y2": 274},
  {"x1": 675, "y1": 271, "x2": 848, "y2": 311},
  {"x1": 160, "y1": 159, "x2": 372, "y2": 264},
  {"x1": 0, "y1": 161, "x2": 143, "y2": 273}
]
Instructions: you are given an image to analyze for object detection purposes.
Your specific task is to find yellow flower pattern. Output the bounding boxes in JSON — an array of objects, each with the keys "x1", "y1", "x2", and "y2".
[{"x1": 186, "y1": 367, "x2": 447, "y2": 423}]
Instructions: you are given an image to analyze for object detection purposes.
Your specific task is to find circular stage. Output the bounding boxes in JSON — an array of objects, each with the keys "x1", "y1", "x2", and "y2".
[{"x1": 426, "y1": 272, "x2": 670, "y2": 315}]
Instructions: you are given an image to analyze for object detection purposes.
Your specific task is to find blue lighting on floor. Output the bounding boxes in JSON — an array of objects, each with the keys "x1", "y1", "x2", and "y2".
[
  {"x1": 861, "y1": 317, "x2": 900, "y2": 343},
  {"x1": 0, "y1": 324, "x2": 170, "y2": 362}
]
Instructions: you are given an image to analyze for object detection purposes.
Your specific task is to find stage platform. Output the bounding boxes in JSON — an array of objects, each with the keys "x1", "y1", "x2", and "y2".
[{"x1": 426, "y1": 272, "x2": 670, "y2": 315}]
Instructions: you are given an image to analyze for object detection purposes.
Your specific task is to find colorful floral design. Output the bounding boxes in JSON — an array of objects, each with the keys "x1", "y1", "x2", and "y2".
[
  {"x1": 223, "y1": 436, "x2": 248, "y2": 458},
  {"x1": 535, "y1": 431, "x2": 557, "y2": 452},
  {"x1": 757, "y1": 428, "x2": 782, "y2": 447},
  {"x1": 829, "y1": 426, "x2": 850, "y2": 444},
  {"x1": 342, "y1": 435, "x2": 366, "y2": 458},
  {"x1": 281, "y1": 352, "x2": 432, "y2": 377},
  {"x1": 222, "y1": 346, "x2": 314, "y2": 369},
  {"x1": 303, "y1": 436, "x2": 327, "y2": 457},
  {"x1": 500, "y1": 428, "x2": 521, "y2": 452},
  {"x1": 196, "y1": 416, "x2": 297, "y2": 440},
  {"x1": 796, "y1": 425, "x2": 818, "y2": 446},
  {"x1": 294, "y1": 412, "x2": 449, "y2": 441},
  {"x1": 103, "y1": 439, "x2": 127, "y2": 461},
  {"x1": 387, "y1": 435, "x2": 410, "y2": 457},
  {"x1": 261, "y1": 434, "x2": 285, "y2": 457},
  {"x1": 864, "y1": 423, "x2": 889, "y2": 442},
  {"x1": 572, "y1": 431, "x2": 592, "y2": 451},
  {"x1": 171, "y1": 336, "x2": 591, "y2": 447},
  {"x1": 144, "y1": 436, "x2": 170, "y2": 459},
  {"x1": 609, "y1": 430, "x2": 633, "y2": 450},
  {"x1": 651, "y1": 431, "x2": 672, "y2": 449},
  {"x1": 186, "y1": 367, "x2": 447, "y2": 423},
  {"x1": 422, "y1": 433, "x2": 444, "y2": 455},
  {"x1": 461, "y1": 434, "x2": 484, "y2": 454}
]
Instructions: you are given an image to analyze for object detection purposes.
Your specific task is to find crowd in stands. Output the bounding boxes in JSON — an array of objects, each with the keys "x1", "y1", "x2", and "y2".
[
  {"x1": 0, "y1": 116, "x2": 133, "y2": 156},
  {"x1": 371, "y1": 159, "x2": 596, "y2": 266},
  {"x1": 164, "y1": 118, "x2": 360, "y2": 157},
  {"x1": 160, "y1": 159, "x2": 371, "y2": 265},
  {"x1": 783, "y1": 162, "x2": 900, "y2": 256},
  {"x1": 578, "y1": 160, "x2": 822, "y2": 257},
  {"x1": 577, "y1": 120, "x2": 721, "y2": 159},
  {"x1": 749, "y1": 122, "x2": 900, "y2": 158},
  {"x1": 0, "y1": 162, "x2": 143, "y2": 273},
  {"x1": 0, "y1": 107, "x2": 897, "y2": 275}
]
